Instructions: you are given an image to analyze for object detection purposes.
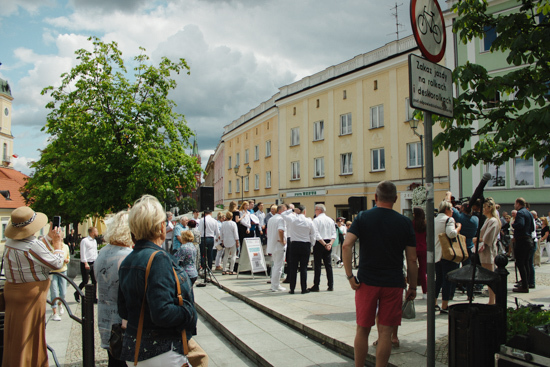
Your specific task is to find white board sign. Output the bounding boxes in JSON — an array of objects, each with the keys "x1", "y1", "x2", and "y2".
[{"x1": 237, "y1": 237, "x2": 268, "y2": 279}]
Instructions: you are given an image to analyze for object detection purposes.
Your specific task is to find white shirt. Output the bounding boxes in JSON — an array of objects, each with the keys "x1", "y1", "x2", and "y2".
[
  {"x1": 165, "y1": 221, "x2": 174, "y2": 240},
  {"x1": 80, "y1": 236, "x2": 98, "y2": 263},
  {"x1": 198, "y1": 215, "x2": 221, "y2": 238},
  {"x1": 282, "y1": 209, "x2": 316, "y2": 245},
  {"x1": 255, "y1": 210, "x2": 266, "y2": 228},
  {"x1": 220, "y1": 221, "x2": 239, "y2": 248},
  {"x1": 266, "y1": 214, "x2": 286, "y2": 254},
  {"x1": 239, "y1": 210, "x2": 251, "y2": 229},
  {"x1": 313, "y1": 213, "x2": 336, "y2": 242}
]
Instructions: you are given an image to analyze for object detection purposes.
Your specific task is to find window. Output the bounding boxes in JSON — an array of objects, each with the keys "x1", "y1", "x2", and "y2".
[
  {"x1": 343, "y1": 90, "x2": 347, "y2": 99},
  {"x1": 266, "y1": 171, "x2": 272, "y2": 188},
  {"x1": 265, "y1": 140, "x2": 271, "y2": 157},
  {"x1": 407, "y1": 142, "x2": 423, "y2": 168},
  {"x1": 245, "y1": 149, "x2": 249, "y2": 164},
  {"x1": 228, "y1": 156, "x2": 232, "y2": 169},
  {"x1": 313, "y1": 120, "x2": 324, "y2": 141},
  {"x1": 374, "y1": 80, "x2": 378, "y2": 90},
  {"x1": 340, "y1": 113, "x2": 352, "y2": 135},
  {"x1": 291, "y1": 161, "x2": 300, "y2": 180},
  {"x1": 254, "y1": 145, "x2": 259, "y2": 161},
  {"x1": 236, "y1": 153, "x2": 240, "y2": 166},
  {"x1": 486, "y1": 163, "x2": 506, "y2": 188},
  {"x1": 405, "y1": 98, "x2": 415, "y2": 121},
  {"x1": 291, "y1": 128, "x2": 300, "y2": 146},
  {"x1": 236, "y1": 179, "x2": 240, "y2": 193},
  {"x1": 228, "y1": 180, "x2": 232, "y2": 193},
  {"x1": 542, "y1": 165, "x2": 550, "y2": 186},
  {"x1": 314, "y1": 157, "x2": 325, "y2": 178},
  {"x1": 514, "y1": 157, "x2": 534, "y2": 186},
  {"x1": 370, "y1": 104, "x2": 384, "y2": 128},
  {"x1": 341, "y1": 153, "x2": 353, "y2": 175},
  {"x1": 372, "y1": 148, "x2": 385, "y2": 171},
  {"x1": 244, "y1": 176, "x2": 249, "y2": 191},
  {"x1": 482, "y1": 25, "x2": 497, "y2": 52},
  {"x1": 1, "y1": 217, "x2": 9, "y2": 241},
  {"x1": 254, "y1": 174, "x2": 259, "y2": 190}
]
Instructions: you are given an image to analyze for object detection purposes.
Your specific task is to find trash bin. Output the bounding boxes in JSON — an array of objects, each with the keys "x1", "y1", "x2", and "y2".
[{"x1": 449, "y1": 303, "x2": 505, "y2": 367}]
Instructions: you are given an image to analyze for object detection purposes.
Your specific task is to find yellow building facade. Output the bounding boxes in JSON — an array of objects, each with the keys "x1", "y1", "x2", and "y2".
[{"x1": 221, "y1": 36, "x2": 450, "y2": 219}]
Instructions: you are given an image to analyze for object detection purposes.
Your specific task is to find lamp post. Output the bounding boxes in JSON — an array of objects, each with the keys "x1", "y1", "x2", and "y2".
[
  {"x1": 234, "y1": 164, "x2": 251, "y2": 205},
  {"x1": 409, "y1": 119, "x2": 424, "y2": 186}
]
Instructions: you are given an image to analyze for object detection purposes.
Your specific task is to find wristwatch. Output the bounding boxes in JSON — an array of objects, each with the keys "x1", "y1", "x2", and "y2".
[{"x1": 347, "y1": 274, "x2": 354, "y2": 280}]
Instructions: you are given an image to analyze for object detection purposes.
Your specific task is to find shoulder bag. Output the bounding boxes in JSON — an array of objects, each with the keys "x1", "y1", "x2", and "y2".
[{"x1": 439, "y1": 218, "x2": 469, "y2": 263}]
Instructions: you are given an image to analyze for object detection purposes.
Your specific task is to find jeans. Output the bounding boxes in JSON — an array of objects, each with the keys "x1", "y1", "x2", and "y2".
[
  {"x1": 287, "y1": 241, "x2": 311, "y2": 293},
  {"x1": 435, "y1": 259, "x2": 459, "y2": 301},
  {"x1": 50, "y1": 271, "x2": 67, "y2": 309},
  {"x1": 313, "y1": 241, "x2": 333, "y2": 288},
  {"x1": 200, "y1": 237, "x2": 215, "y2": 270}
]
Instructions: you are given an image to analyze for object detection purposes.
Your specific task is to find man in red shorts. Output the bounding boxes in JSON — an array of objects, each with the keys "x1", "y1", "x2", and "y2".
[{"x1": 342, "y1": 181, "x2": 418, "y2": 367}]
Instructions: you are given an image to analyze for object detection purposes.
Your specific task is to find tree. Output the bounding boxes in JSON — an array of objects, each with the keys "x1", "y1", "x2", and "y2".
[
  {"x1": 177, "y1": 196, "x2": 197, "y2": 215},
  {"x1": 24, "y1": 37, "x2": 201, "y2": 224},
  {"x1": 432, "y1": 0, "x2": 550, "y2": 177}
]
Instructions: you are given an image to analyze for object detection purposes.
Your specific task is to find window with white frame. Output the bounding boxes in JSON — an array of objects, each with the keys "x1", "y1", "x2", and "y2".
[
  {"x1": 372, "y1": 148, "x2": 385, "y2": 171},
  {"x1": 266, "y1": 140, "x2": 271, "y2": 157},
  {"x1": 254, "y1": 174, "x2": 259, "y2": 190},
  {"x1": 244, "y1": 176, "x2": 249, "y2": 191},
  {"x1": 486, "y1": 163, "x2": 506, "y2": 188},
  {"x1": 245, "y1": 149, "x2": 249, "y2": 164},
  {"x1": 313, "y1": 120, "x2": 324, "y2": 141},
  {"x1": 340, "y1": 113, "x2": 352, "y2": 135},
  {"x1": 314, "y1": 157, "x2": 325, "y2": 177},
  {"x1": 291, "y1": 127, "x2": 300, "y2": 146},
  {"x1": 405, "y1": 98, "x2": 415, "y2": 121},
  {"x1": 228, "y1": 156, "x2": 232, "y2": 169},
  {"x1": 407, "y1": 142, "x2": 423, "y2": 168},
  {"x1": 266, "y1": 171, "x2": 272, "y2": 188},
  {"x1": 514, "y1": 157, "x2": 534, "y2": 186},
  {"x1": 228, "y1": 180, "x2": 232, "y2": 193},
  {"x1": 370, "y1": 104, "x2": 384, "y2": 128},
  {"x1": 254, "y1": 145, "x2": 259, "y2": 161},
  {"x1": 341, "y1": 153, "x2": 352, "y2": 174},
  {"x1": 291, "y1": 161, "x2": 300, "y2": 180},
  {"x1": 236, "y1": 179, "x2": 240, "y2": 193},
  {"x1": 236, "y1": 153, "x2": 240, "y2": 166}
]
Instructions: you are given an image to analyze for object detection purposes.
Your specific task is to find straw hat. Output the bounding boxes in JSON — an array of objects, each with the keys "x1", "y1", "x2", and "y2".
[{"x1": 5, "y1": 206, "x2": 48, "y2": 240}]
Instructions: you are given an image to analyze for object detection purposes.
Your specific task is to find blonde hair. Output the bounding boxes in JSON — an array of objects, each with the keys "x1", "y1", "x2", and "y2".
[
  {"x1": 225, "y1": 211, "x2": 233, "y2": 220},
  {"x1": 438, "y1": 200, "x2": 453, "y2": 213},
  {"x1": 483, "y1": 198, "x2": 502, "y2": 230},
  {"x1": 104, "y1": 211, "x2": 133, "y2": 247},
  {"x1": 239, "y1": 201, "x2": 249, "y2": 212},
  {"x1": 182, "y1": 230, "x2": 194, "y2": 243},
  {"x1": 129, "y1": 195, "x2": 165, "y2": 241},
  {"x1": 228, "y1": 201, "x2": 237, "y2": 212},
  {"x1": 541, "y1": 217, "x2": 548, "y2": 227}
]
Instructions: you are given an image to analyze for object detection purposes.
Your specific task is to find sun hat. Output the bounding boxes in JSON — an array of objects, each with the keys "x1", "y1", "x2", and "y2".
[{"x1": 4, "y1": 206, "x2": 48, "y2": 240}]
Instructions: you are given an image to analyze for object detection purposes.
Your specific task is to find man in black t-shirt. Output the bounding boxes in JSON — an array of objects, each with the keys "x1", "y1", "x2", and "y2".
[{"x1": 342, "y1": 181, "x2": 418, "y2": 367}]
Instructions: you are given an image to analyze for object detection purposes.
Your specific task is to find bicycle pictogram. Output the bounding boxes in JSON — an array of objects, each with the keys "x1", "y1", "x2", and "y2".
[{"x1": 417, "y1": 5, "x2": 442, "y2": 44}]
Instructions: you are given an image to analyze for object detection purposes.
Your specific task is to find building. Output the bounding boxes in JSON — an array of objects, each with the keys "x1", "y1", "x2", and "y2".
[
  {"x1": 0, "y1": 78, "x2": 15, "y2": 167},
  {"x1": 222, "y1": 36, "x2": 451, "y2": 219},
  {"x1": 212, "y1": 141, "x2": 225, "y2": 208},
  {"x1": 444, "y1": 0, "x2": 550, "y2": 215}
]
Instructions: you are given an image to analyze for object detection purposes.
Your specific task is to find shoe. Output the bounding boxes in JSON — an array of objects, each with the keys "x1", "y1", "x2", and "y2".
[
  {"x1": 440, "y1": 308, "x2": 449, "y2": 314},
  {"x1": 529, "y1": 284, "x2": 535, "y2": 289},
  {"x1": 52, "y1": 314, "x2": 61, "y2": 321},
  {"x1": 337, "y1": 261, "x2": 343, "y2": 268},
  {"x1": 271, "y1": 286, "x2": 286, "y2": 292},
  {"x1": 308, "y1": 287, "x2": 320, "y2": 292},
  {"x1": 282, "y1": 278, "x2": 290, "y2": 284},
  {"x1": 434, "y1": 305, "x2": 441, "y2": 312},
  {"x1": 327, "y1": 287, "x2": 334, "y2": 291},
  {"x1": 74, "y1": 291, "x2": 80, "y2": 303},
  {"x1": 266, "y1": 280, "x2": 271, "y2": 284},
  {"x1": 301, "y1": 289, "x2": 311, "y2": 294},
  {"x1": 215, "y1": 266, "x2": 223, "y2": 271},
  {"x1": 289, "y1": 290, "x2": 295, "y2": 294},
  {"x1": 512, "y1": 287, "x2": 529, "y2": 293},
  {"x1": 422, "y1": 293, "x2": 427, "y2": 300},
  {"x1": 59, "y1": 305, "x2": 64, "y2": 315}
]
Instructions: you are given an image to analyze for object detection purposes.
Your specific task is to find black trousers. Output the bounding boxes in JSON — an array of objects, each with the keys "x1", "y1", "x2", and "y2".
[
  {"x1": 313, "y1": 241, "x2": 333, "y2": 288},
  {"x1": 288, "y1": 241, "x2": 311, "y2": 292},
  {"x1": 78, "y1": 261, "x2": 96, "y2": 290},
  {"x1": 515, "y1": 236, "x2": 534, "y2": 289}
]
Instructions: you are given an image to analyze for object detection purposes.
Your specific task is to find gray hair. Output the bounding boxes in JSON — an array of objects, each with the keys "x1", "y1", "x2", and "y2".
[
  {"x1": 277, "y1": 204, "x2": 287, "y2": 212},
  {"x1": 438, "y1": 200, "x2": 453, "y2": 213},
  {"x1": 375, "y1": 181, "x2": 397, "y2": 203},
  {"x1": 315, "y1": 204, "x2": 326, "y2": 212}
]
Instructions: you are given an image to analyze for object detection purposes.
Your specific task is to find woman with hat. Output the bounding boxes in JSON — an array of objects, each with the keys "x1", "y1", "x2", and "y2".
[{"x1": 2, "y1": 206, "x2": 65, "y2": 367}]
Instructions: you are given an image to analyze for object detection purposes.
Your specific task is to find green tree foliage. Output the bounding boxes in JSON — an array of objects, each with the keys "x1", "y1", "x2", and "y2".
[
  {"x1": 432, "y1": 0, "x2": 550, "y2": 177},
  {"x1": 177, "y1": 196, "x2": 197, "y2": 215},
  {"x1": 24, "y1": 37, "x2": 201, "y2": 224}
]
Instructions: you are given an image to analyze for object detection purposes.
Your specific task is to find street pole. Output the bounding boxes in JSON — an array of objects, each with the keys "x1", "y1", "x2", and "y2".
[
  {"x1": 425, "y1": 112, "x2": 435, "y2": 367},
  {"x1": 420, "y1": 134, "x2": 424, "y2": 186}
]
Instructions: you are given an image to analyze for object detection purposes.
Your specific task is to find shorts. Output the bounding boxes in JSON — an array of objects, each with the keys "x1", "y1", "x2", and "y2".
[{"x1": 355, "y1": 283, "x2": 404, "y2": 327}]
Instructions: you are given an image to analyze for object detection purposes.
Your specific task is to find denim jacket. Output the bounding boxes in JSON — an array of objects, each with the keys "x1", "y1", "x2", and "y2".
[{"x1": 118, "y1": 240, "x2": 197, "y2": 361}]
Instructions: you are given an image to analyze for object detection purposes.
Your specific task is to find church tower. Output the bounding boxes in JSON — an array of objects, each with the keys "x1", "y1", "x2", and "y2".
[{"x1": 0, "y1": 78, "x2": 14, "y2": 167}]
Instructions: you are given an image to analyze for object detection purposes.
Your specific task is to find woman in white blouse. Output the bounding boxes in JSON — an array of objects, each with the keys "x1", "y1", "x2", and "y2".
[
  {"x1": 220, "y1": 211, "x2": 239, "y2": 275},
  {"x1": 434, "y1": 200, "x2": 462, "y2": 313}
]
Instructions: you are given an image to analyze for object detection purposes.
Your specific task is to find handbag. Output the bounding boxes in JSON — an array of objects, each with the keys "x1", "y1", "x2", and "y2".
[
  {"x1": 187, "y1": 338, "x2": 209, "y2": 367},
  {"x1": 402, "y1": 299, "x2": 416, "y2": 319},
  {"x1": 109, "y1": 323, "x2": 124, "y2": 359},
  {"x1": 439, "y1": 218, "x2": 469, "y2": 263}
]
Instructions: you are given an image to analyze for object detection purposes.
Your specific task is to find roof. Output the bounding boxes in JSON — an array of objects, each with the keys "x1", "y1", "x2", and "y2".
[
  {"x1": 192, "y1": 138, "x2": 199, "y2": 156},
  {"x1": 0, "y1": 167, "x2": 29, "y2": 209}
]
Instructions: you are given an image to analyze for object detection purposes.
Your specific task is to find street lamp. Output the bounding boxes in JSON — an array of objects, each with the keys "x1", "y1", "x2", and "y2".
[
  {"x1": 409, "y1": 119, "x2": 424, "y2": 186},
  {"x1": 234, "y1": 164, "x2": 251, "y2": 205}
]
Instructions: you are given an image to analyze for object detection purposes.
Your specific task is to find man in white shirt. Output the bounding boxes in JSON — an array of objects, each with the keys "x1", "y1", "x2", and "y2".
[
  {"x1": 282, "y1": 205, "x2": 316, "y2": 294},
  {"x1": 310, "y1": 204, "x2": 336, "y2": 292},
  {"x1": 267, "y1": 204, "x2": 287, "y2": 292},
  {"x1": 198, "y1": 210, "x2": 221, "y2": 270},
  {"x1": 165, "y1": 212, "x2": 174, "y2": 253},
  {"x1": 75, "y1": 227, "x2": 98, "y2": 303}
]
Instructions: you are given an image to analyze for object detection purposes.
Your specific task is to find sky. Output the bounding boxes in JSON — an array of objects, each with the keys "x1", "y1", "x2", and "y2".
[{"x1": 0, "y1": 0, "x2": 445, "y2": 176}]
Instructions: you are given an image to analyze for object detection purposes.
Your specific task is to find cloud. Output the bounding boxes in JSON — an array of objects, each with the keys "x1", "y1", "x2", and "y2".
[
  {"x1": 68, "y1": 0, "x2": 151, "y2": 14},
  {"x1": 0, "y1": 0, "x2": 54, "y2": 17},
  {"x1": 12, "y1": 156, "x2": 35, "y2": 176}
]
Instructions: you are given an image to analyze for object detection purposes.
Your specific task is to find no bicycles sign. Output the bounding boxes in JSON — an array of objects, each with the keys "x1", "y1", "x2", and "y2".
[{"x1": 410, "y1": 0, "x2": 446, "y2": 63}]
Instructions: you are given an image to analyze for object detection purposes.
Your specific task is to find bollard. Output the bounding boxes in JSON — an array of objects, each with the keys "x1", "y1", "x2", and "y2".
[{"x1": 82, "y1": 284, "x2": 95, "y2": 367}]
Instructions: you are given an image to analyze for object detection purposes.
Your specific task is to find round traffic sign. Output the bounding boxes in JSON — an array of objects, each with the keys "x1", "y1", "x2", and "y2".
[{"x1": 410, "y1": 0, "x2": 446, "y2": 63}]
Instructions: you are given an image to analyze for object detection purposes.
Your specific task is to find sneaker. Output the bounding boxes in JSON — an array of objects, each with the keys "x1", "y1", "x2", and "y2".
[
  {"x1": 59, "y1": 305, "x2": 64, "y2": 315},
  {"x1": 52, "y1": 314, "x2": 61, "y2": 321},
  {"x1": 337, "y1": 261, "x2": 344, "y2": 268},
  {"x1": 271, "y1": 286, "x2": 286, "y2": 292}
]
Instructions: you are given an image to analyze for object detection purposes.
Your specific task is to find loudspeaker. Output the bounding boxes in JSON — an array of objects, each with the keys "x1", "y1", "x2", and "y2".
[
  {"x1": 348, "y1": 196, "x2": 367, "y2": 215},
  {"x1": 198, "y1": 186, "x2": 214, "y2": 212}
]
